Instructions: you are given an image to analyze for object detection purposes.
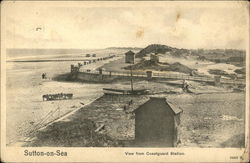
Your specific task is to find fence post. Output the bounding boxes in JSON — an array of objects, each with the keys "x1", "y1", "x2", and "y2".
[{"x1": 146, "y1": 71, "x2": 153, "y2": 80}]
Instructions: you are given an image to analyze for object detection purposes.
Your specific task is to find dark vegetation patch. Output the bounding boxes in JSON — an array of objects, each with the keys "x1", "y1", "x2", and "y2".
[
  {"x1": 135, "y1": 44, "x2": 190, "y2": 58},
  {"x1": 164, "y1": 62, "x2": 193, "y2": 74},
  {"x1": 136, "y1": 44, "x2": 175, "y2": 58},
  {"x1": 25, "y1": 119, "x2": 124, "y2": 147},
  {"x1": 136, "y1": 44, "x2": 246, "y2": 67},
  {"x1": 208, "y1": 69, "x2": 229, "y2": 76},
  {"x1": 52, "y1": 73, "x2": 71, "y2": 81},
  {"x1": 124, "y1": 60, "x2": 193, "y2": 74},
  {"x1": 220, "y1": 133, "x2": 245, "y2": 148},
  {"x1": 234, "y1": 68, "x2": 245, "y2": 74},
  {"x1": 124, "y1": 59, "x2": 159, "y2": 70},
  {"x1": 193, "y1": 49, "x2": 245, "y2": 66},
  {"x1": 208, "y1": 69, "x2": 236, "y2": 79}
]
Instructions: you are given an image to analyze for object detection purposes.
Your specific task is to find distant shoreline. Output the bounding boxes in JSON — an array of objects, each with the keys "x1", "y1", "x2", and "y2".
[{"x1": 7, "y1": 59, "x2": 96, "y2": 63}]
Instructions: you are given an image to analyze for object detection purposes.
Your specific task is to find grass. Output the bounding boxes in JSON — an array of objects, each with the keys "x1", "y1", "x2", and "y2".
[
  {"x1": 25, "y1": 91, "x2": 245, "y2": 147},
  {"x1": 26, "y1": 119, "x2": 124, "y2": 147}
]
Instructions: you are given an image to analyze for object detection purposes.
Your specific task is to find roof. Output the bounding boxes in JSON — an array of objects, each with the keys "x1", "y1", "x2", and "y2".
[
  {"x1": 134, "y1": 97, "x2": 183, "y2": 115},
  {"x1": 125, "y1": 50, "x2": 135, "y2": 55},
  {"x1": 166, "y1": 101, "x2": 183, "y2": 114}
]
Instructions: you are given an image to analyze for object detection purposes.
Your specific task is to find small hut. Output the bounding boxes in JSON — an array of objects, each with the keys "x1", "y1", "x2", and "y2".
[
  {"x1": 134, "y1": 97, "x2": 182, "y2": 147},
  {"x1": 70, "y1": 65, "x2": 79, "y2": 73},
  {"x1": 150, "y1": 53, "x2": 159, "y2": 63},
  {"x1": 125, "y1": 50, "x2": 135, "y2": 64},
  {"x1": 214, "y1": 75, "x2": 221, "y2": 86}
]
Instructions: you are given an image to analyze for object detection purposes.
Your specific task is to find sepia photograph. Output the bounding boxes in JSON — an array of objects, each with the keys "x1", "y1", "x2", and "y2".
[{"x1": 1, "y1": 0, "x2": 249, "y2": 162}]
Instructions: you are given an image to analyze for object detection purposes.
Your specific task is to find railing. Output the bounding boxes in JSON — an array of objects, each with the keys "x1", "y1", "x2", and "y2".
[
  {"x1": 80, "y1": 69, "x2": 147, "y2": 77},
  {"x1": 78, "y1": 69, "x2": 245, "y2": 85}
]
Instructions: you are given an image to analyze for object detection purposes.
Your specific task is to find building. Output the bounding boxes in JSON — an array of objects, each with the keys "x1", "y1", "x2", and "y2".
[
  {"x1": 70, "y1": 65, "x2": 80, "y2": 73},
  {"x1": 134, "y1": 97, "x2": 182, "y2": 147},
  {"x1": 125, "y1": 50, "x2": 135, "y2": 64},
  {"x1": 214, "y1": 75, "x2": 221, "y2": 86},
  {"x1": 146, "y1": 71, "x2": 153, "y2": 80},
  {"x1": 150, "y1": 53, "x2": 159, "y2": 63}
]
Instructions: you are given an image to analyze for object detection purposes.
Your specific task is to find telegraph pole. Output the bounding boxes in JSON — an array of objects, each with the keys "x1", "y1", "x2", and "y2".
[{"x1": 130, "y1": 66, "x2": 134, "y2": 92}]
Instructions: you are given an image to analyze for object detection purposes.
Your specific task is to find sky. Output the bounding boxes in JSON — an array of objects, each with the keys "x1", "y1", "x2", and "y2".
[{"x1": 2, "y1": 1, "x2": 249, "y2": 49}]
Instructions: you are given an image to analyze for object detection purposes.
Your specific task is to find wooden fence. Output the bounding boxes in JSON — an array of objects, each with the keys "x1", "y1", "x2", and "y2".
[{"x1": 79, "y1": 69, "x2": 245, "y2": 85}]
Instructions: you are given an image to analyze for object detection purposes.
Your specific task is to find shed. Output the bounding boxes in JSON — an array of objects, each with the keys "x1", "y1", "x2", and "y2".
[
  {"x1": 214, "y1": 75, "x2": 221, "y2": 86},
  {"x1": 134, "y1": 97, "x2": 182, "y2": 147},
  {"x1": 150, "y1": 53, "x2": 159, "y2": 63},
  {"x1": 125, "y1": 50, "x2": 135, "y2": 64},
  {"x1": 70, "y1": 65, "x2": 79, "y2": 73}
]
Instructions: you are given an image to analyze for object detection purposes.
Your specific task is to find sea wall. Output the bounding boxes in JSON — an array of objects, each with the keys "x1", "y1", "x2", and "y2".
[
  {"x1": 74, "y1": 72, "x2": 180, "y2": 83},
  {"x1": 76, "y1": 72, "x2": 117, "y2": 83},
  {"x1": 64, "y1": 70, "x2": 245, "y2": 87},
  {"x1": 74, "y1": 71, "x2": 149, "y2": 83}
]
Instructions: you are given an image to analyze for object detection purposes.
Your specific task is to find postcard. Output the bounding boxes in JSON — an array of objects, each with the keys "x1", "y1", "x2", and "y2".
[{"x1": 1, "y1": 0, "x2": 249, "y2": 162}]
